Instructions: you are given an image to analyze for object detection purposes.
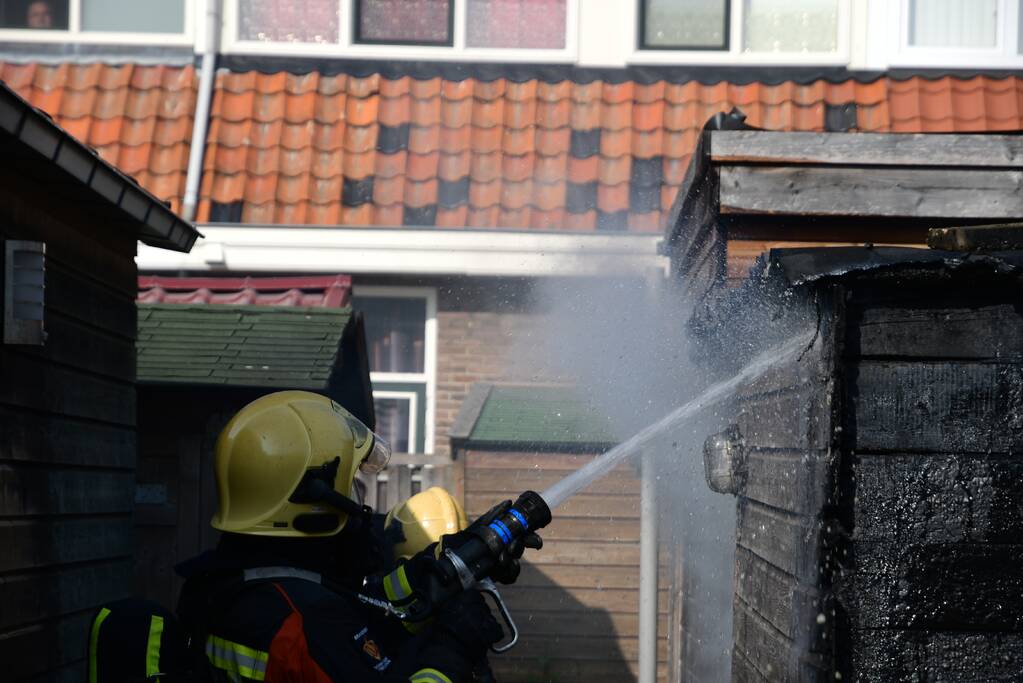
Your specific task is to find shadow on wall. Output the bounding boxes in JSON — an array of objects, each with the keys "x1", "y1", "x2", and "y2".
[{"x1": 488, "y1": 561, "x2": 639, "y2": 683}]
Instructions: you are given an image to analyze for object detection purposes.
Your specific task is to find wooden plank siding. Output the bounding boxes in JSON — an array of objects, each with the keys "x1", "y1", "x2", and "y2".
[
  {"x1": 0, "y1": 166, "x2": 138, "y2": 681},
  {"x1": 838, "y1": 288, "x2": 1023, "y2": 680},
  {"x1": 727, "y1": 288, "x2": 842, "y2": 682},
  {"x1": 461, "y1": 450, "x2": 669, "y2": 683}
]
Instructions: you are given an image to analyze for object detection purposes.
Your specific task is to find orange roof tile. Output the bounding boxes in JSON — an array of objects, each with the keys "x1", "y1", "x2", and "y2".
[{"x1": 7, "y1": 61, "x2": 1019, "y2": 232}]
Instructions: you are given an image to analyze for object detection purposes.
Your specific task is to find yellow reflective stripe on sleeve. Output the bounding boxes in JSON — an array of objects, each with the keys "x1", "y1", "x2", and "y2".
[
  {"x1": 145, "y1": 615, "x2": 164, "y2": 677},
  {"x1": 410, "y1": 668, "x2": 454, "y2": 683},
  {"x1": 384, "y1": 564, "x2": 413, "y2": 603},
  {"x1": 88, "y1": 607, "x2": 112, "y2": 683},
  {"x1": 205, "y1": 634, "x2": 269, "y2": 681}
]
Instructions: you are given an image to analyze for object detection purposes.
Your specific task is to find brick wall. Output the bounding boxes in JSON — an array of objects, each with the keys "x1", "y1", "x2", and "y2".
[{"x1": 434, "y1": 308, "x2": 547, "y2": 457}]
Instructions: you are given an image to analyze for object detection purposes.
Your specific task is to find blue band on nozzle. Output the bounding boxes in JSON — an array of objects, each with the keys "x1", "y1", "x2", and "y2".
[
  {"x1": 489, "y1": 520, "x2": 512, "y2": 544},
  {"x1": 508, "y1": 508, "x2": 528, "y2": 531}
]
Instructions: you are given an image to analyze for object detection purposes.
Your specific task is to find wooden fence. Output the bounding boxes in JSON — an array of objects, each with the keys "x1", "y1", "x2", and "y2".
[{"x1": 356, "y1": 453, "x2": 456, "y2": 514}]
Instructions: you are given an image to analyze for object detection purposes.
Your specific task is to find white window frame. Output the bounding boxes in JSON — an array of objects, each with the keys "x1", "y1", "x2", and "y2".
[
  {"x1": 629, "y1": 0, "x2": 852, "y2": 66},
  {"x1": 372, "y1": 389, "x2": 419, "y2": 455},
  {"x1": 352, "y1": 284, "x2": 437, "y2": 455},
  {"x1": 0, "y1": 0, "x2": 195, "y2": 46},
  {"x1": 887, "y1": 0, "x2": 1023, "y2": 68},
  {"x1": 222, "y1": 0, "x2": 579, "y2": 63}
]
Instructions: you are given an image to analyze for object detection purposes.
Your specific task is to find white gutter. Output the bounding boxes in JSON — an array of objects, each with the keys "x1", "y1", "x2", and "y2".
[
  {"x1": 639, "y1": 456, "x2": 659, "y2": 683},
  {"x1": 136, "y1": 225, "x2": 668, "y2": 278},
  {"x1": 181, "y1": 0, "x2": 221, "y2": 222}
]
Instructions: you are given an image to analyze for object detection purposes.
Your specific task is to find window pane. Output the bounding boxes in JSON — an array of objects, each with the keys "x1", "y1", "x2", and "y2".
[
  {"x1": 0, "y1": 0, "x2": 69, "y2": 29},
  {"x1": 642, "y1": 0, "x2": 727, "y2": 49},
  {"x1": 353, "y1": 296, "x2": 427, "y2": 374},
  {"x1": 909, "y1": 0, "x2": 997, "y2": 49},
  {"x1": 743, "y1": 0, "x2": 838, "y2": 53},
  {"x1": 357, "y1": 0, "x2": 452, "y2": 45},
  {"x1": 82, "y1": 0, "x2": 184, "y2": 33},
  {"x1": 238, "y1": 0, "x2": 339, "y2": 43},
  {"x1": 374, "y1": 397, "x2": 412, "y2": 453},
  {"x1": 467, "y1": 0, "x2": 566, "y2": 49}
]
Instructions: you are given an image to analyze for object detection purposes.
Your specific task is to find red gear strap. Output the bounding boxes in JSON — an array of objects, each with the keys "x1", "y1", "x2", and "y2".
[{"x1": 265, "y1": 583, "x2": 333, "y2": 683}]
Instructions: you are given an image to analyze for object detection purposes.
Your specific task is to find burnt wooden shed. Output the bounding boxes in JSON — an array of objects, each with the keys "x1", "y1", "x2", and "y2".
[
  {"x1": 664, "y1": 128, "x2": 1023, "y2": 681},
  {"x1": 451, "y1": 384, "x2": 673, "y2": 683},
  {"x1": 0, "y1": 83, "x2": 198, "y2": 681},
  {"x1": 133, "y1": 276, "x2": 374, "y2": 610}
]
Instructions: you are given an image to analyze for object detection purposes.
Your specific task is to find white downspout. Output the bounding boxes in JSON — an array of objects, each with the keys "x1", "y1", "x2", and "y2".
[
  {"x1": 181, "y1": 0, "x2": 221, "y2": 222},
  {"x1": 639, "y1": 455, "x2": 659, "y2": 683}
]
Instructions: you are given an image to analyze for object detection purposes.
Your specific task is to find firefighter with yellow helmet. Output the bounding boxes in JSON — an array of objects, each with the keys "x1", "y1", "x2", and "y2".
[{"x1": 175, "y1": 391, "x2": 504, "y2": 683}]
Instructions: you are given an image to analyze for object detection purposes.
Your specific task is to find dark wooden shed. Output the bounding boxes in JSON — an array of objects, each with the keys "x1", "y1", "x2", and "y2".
[
  {"x1": 0, "y1": 83, "x2": 198, "y2": 681},
  {"x1": 664, "y1": 128, "x2": 1023, "y2": 681},
  {"x1": 133, "y1": 281, "x2": 374, "y2": 609}
]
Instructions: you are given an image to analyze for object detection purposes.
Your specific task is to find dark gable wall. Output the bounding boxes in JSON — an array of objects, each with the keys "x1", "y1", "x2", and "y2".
[{"x1": 0, "y1": 157, "x2": 138, "y2": 681}]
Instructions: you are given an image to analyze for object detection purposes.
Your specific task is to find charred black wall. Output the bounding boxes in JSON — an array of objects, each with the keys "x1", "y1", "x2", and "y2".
[{"x1": 836, "y1": 273, "x2": 1023, "y2": 680}]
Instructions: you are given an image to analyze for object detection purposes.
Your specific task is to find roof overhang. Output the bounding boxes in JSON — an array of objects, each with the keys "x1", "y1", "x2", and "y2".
[
  {"x1": 0, "y1": 82, "x2": 200, "y2": 253},
  {"x1": 136, "y1": 224, "x2": 668, "y2": 278}
]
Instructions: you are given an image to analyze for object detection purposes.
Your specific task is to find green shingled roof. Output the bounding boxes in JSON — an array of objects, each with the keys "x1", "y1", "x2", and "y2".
[
  {"x1": 137, "y1": 304, "x2": 352, "y2": 388},
  {"x1": 463, "y1": 385, "x2": 618, "y2": 448}
]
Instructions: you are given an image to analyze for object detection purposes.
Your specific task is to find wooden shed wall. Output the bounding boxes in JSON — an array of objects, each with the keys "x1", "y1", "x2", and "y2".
[
  {"x1": 728, "y1": 293, "x2": 841, "y2": 682},
  {"x1": 838, "y1": 282, "x2": 1023, "y2": 680},
  {"x1": 461, "y1": 450, "x2": 669, "y2": 683},
  {"x1": 0, "y1": 165, "x2": 138, "y2": 682}
]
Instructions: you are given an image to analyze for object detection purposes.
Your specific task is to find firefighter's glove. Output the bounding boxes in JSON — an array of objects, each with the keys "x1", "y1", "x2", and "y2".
[
  {"x1": 435, "y1": 589, "x2": 504, "y2": 659},
  {"x1": 456, "y1": 502, "x2": 544, "y2": 586}
]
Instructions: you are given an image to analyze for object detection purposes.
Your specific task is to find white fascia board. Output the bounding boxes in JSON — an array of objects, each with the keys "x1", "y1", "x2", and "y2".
[{"x1": 136, "y1": 225, "x2": 668, "y2": 277}]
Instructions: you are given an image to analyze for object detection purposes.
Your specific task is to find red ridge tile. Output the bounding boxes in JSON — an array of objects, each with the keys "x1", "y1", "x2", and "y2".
[
  {"x1": 537, "y1": 99, "x2": 570, "y2": 128},
  {"x1": 537, "y1": 81, "x2": 571, "y2": 102},
  {"x1": 247, "y1": 146, "x2": 281, "y2": 175},
  {"x1": 58, "y1": 88, "x2": 98, "y2": 119},
  {"x1": 280, "y1": 147, "x2": 314, "y2": 176},
  {"x1": 276, "y1": 174, "x2": 312, "y2": 204},
  {"x1": 441, "y1": 96, "x2": 473, "y2": 128},
  {"x1": 632, "y1": 101, "x2": 663, "y2": 131},
  {"x1": 506, "y1": 80, "x2": 538, "y2": 102},
  {"x1": 600, "y1": 128, "x2": 631, "y2": 157},
  {"x1": 505, "y1": 98, "x2": 537, "y2": 129},
  {"x1": 121, "y1": 116, "x2": 159, "y2": 146},
  {"x1": 221, "y1": 70, "x2": 256, "y2": 94},
  {"x1": 315, "y1": 92, "x2": 346, "y2": 124},
  {"x1": 1, "y1": 62, "x2": 37, "y2": 89},
  {"x1": 286, "y1": 72, "x2": 321, "y2": 96},
  {"x1": 348, "y1": 74, "x2": 381, "y2": 98},
  {"x1": 503, "y1": 127, "x2": 534, "y2": 155},
  {"x1": 313, "y1": 121, "x2": 346, "y2": 151},
  {"x1": 309, "y1": 176, "x2": 342, "y2": 203},
  {"x1": 255, "y1": 72, "x2": 288, "y2": 94},
  {"x1": 280, "y1": 121, "x2": 315, "y2": 150},
  {"x1": 633, "y1": 129, "x2": 664, "y2": 159},
  {"x1": 474, "y1": 79, "x2": 506, "y2": 101},
  {"x1": 572, "y1": 81, "x2": 602, "y2": 104},
  {"x1": 285, "y1": 92, "x2": 317, "y2": 123},
  {"x1": 472, "y1": 98, "x2": 504, "y2": 128},
  {"x1": 571, "y1": 99, "x2": 601, "y2": 130},
  {"x1": 534, "y1": 127, "x2": 570, "y2": 155},
  {"x1": 602, "y1": 81, "x2": 633, "y2": 103},
  {"x1": 218, "y1": 90, "x2": 256, "y2": 122},
  {"x1": 635, "y1": 81, "x2": 665, "y2": 103},
  {"x1": 313, "y1": 149, "x2": 343, "y2": 178},
  {"x1": 90, "y1": 117, "x2": 126, "y2": 146},
  {"x1": 471, "y1": 126, "x2": 503, "y2": 153},
  {"x1": 318, "y1": 74, "x2": 348, "y2": 96}
]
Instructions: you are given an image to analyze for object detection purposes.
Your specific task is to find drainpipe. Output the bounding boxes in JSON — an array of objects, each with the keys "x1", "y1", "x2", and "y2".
[
  {"x1": 181, "y1": 0, "x2": 221, "y2": 223},
  {"x1": 639, "y1": 454, "x2": 659, "y2": 683}
]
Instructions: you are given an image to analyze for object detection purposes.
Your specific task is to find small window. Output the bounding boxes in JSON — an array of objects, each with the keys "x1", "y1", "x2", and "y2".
[
  {"x1": 641, "y1": 0, "x2": 729, "y2": 50},
  {"x1": 466, "y1": 0, "x2": 567, "y2": 49},
  {"x1": 4, "y1": 240, "x2": 46, "y2": 346},
  {"x1": 238, "y1": 0, "x2": 339, "y2": 43},
  {"x1": 355, "y1": 0, "x2": 453, "y2": 46},
  {"x1": 743, "y1": 0, "x2": 839, "y2": 53},
  {"x1": 0, "y1": 0, "x2": 69, "y2": 30},
  {"x1": 81, "y1": 0, "x2": 185, "y2": 33},
  {"x1": 354, "y1": 296, "x2": 427, "y2": 374},
  {"x1": 908, "y1": 0, "x2": 997, "y2": 49},
  {"x1": 374, "y1": 395, "x2": 413, "y2": 453}
]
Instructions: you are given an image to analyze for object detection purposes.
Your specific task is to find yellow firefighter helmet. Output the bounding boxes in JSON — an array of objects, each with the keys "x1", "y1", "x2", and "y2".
[
  {"x1": 211, "y1": 390, "x2": 390, "y2": 537},
  {"x1": 385, "y1": 486, "x2": 469, "y2": 560}
]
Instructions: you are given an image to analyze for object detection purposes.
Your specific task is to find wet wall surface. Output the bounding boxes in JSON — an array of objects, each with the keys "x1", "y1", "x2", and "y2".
[{"x1": 836, "y1": 276, "x2": 1023, "y2": 681}]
